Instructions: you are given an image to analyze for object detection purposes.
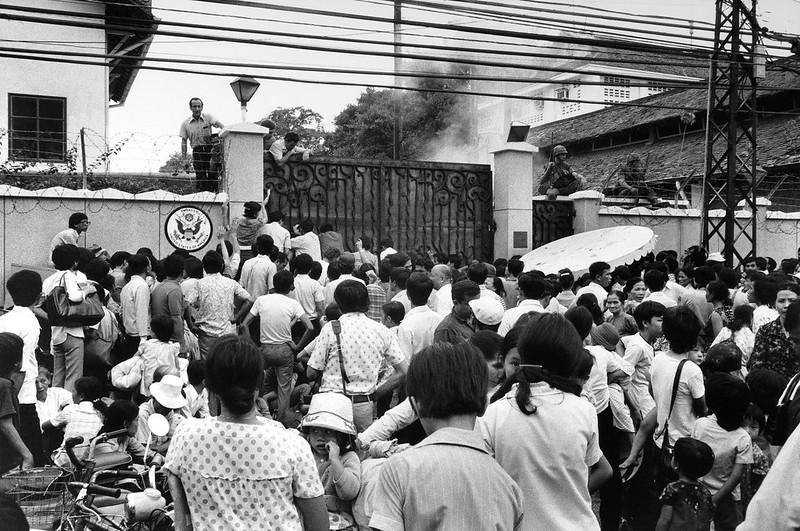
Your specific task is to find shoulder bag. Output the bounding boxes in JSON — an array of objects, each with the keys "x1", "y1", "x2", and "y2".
[{"x1": 43, "y1": 273, "x2": 104, "y2": 327}]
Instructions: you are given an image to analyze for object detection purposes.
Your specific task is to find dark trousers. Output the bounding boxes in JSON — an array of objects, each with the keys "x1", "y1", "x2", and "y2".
[
  {"x1": 262, "y1": 343, "x2": 295, "y2": 427},
  {"x1": 18, "y1": 404, "x2": 44, "y2": 466},
  {"x1": 598, "y1": 406, "x2": 622, "y2": 531},
  {"x1": 192, "y1": 145, "x2": 216, "y2": 192},
  {"x1": 624, "y1": 439, "x2": 676, "y2": 531}
]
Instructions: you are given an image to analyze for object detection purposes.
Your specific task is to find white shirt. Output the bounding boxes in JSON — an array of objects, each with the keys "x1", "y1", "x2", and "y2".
[
  {"x1": 42, "y1": 270, "x2": 87, "y2": 345},
  {"x1": 290, "y1": 232, "x2": 322, "y2": 261},
  {"x1": 0, "y1": 306, "x2": 40, "y2": 404},
  {"x1": 120, "y1": 274, "x2": 151, "y2": 337},
  {"x1": 238, "y1": 254, "x2": 276, "y2": 300},
  {"x1": 651, "y1": 351, "x2": 705, "y2": 448},
  {"x1": 498, "y1": 299, "x2": 545, "y2": 336},
  {"x1": 575, "y1": 282, "x2": 608, "y2": 308},
  {"x1": 623, "y1": 332, "x2": 656, "y2": 418},
  {"x1": 395, "y1": 306, "x2": 443, "y2": 360},
  {"x1": 479, "y1": 383, "x2": 602, "y2": 531},
  {"x1": 435, "y1": 284, "x2": 453, "y2": 316},
  {"x1": 691, "y1": 415, "x2": 753, "y2": 499},
  {"x1": 249, "y1": 294, "x2": 305, "y2": 345},
  {"x1": 50, "y1": 228, "x2": 79, "y2": 254},
  {"x1": 663, "y1": 281, "x2": 687, "y2": 305},
  {"x1": 642, "y1": 290, "x2": 678, "y2": 308},
  {"x1": 379, "y1": 247, "x2": 397, "y2": 261},
  {"x1": 324, "y1": 274, "x2": 366, "y2": 306},
  {"x1": 36, "y1": 387, "x2": 73, "y2": 427},
  {"x1": 259, "y1": 222, "x2": 291, "y2": 253},
  {"x1": 752, "y1": 305, "x2": 779, "y2": 335},
  {"x1": 391, "y1": 289, "x2": 439, "y2": 313},
  {"x1": 291, "y1": 274, "x2": 325, "y2": 319},
  {"x1": 584, "y1": 345, "x2": 622, "y2": 414}
]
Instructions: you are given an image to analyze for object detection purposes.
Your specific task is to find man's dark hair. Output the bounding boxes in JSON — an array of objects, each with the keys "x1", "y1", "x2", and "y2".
[
  {"x1": 68, "y1": 212, "x2": 88, "y2": 228},
  {"x1": 662, "y1": 306, "x2": 701, "y2": 354},
  {"x1": 309, "y1": 261, "x2": 322, "y2": 281},
  {"x1": 298, "y1": 218, "x2": 314, "y2": 234},
  {"x1": 706, "y1": 372, "x2": 752, "y2": 431},
  {"x1": 518, "y1": 274, "x2": 552, "y2": 300},
  {"x1": 326, "y1": 261, "x2": 341, "y2": 281},
  {"x1": 467, "y1": 262, "x2": 489, "y2": 285},
  {"x1": 755, "y1": 257, "x2": 767, "y2": 271},
  {"x1": 382, "y1": 301, "x2": 405, "y2": 324},
  {"x1": 273, "y1": 270, "x2": 294, "y2": 294},
  {"x1": 136, "y1": 247, "x2": 154, "y2": 258},
  {"x1": 334, "y1": 280, "x2": 369, "y2": 314},
  {"x1": 470, "y1": 330, "x2": 504, "y2": 362},
  {"x1": 256, "y1": 234, "x2": 274, "y2": 255},
  {"x1": 632, "y1": 300, "x2": 666, "y2": 330},
  {"x1": 52, "y1": 244, "x2": 79, "y2": 271},
  {"x1": 588, "y1": 261, "x2": 611, "y2": 280},
  {"x1": 0, "y1": 333, "x2": 23, "y2": 377},
  {"x1": 379, "y1": 236, "x2": 394, "y2": 249},
  {"x1": 452, "y1": 279, "x2": 481, "y2": 303},
  {"x1": 325, "y1": 302, "x2": 343, "y2": 321},
  {"x1": 338, "y1": 257, "x2": 355, "y2": 275},
  {"x1": 565, "y1": 306, "x2": 594, "y2": 340},
  {"x1": 360, "y1": 235, "x2": 373, "y2": 251},
  {"x1": 406, "y1": 342, "x2": 488, "y2": 419},
  {"x1": 162, "y1": 254, "x2": 185, "y2": 279},
  {"x1": 378, "y1": 258, "x2": 392, "y2": 282},
  {"x1": 293, "y1": 253, "x2": 313, "y2": 275},
  {"x1": 407, "y1": 272, "x2": 433, "y2": 306},
  {"x1": 717, "y1": 267, "x2": 739, "y2": 290},
  {"x1": 507, "y1": 259, "x2": 524, "y2": 277},
  {"x1": 389, "y1": 252, "x2": 410, "y2": 268},
  {"x1": 692, "y1": 266, "x2": 716, "y2": 288},
  {"x1": 319, "y1": 224, "x2": 334, "y2": 233},
  {"x1": 781, "y1": 258, "x2": 799, "y2": 276},
  {"x1": 493, "y1": 259, "x2": 508, "y2": 277},
  {"x1": 673, "y1": 437, "x2": 715, "y2": 481},
  {"x1": 109, "y1": 251, "x2": 131, "y2": 269},
  {"x1": 6, "y1": 270, "x2": 42, "y2": 307},
  {"x1": 188, "y1": 97, "x2": 203, "y2": 107},
  {"x1": 267, "y1": 210, "x2": 284, "y2": 223},
  {"x1": 752, "y1": 279, "x2": 778, "y2": 306},
  {"x1": 187, "y1": 360, "x2": 206, "y2": 387},
  {"x1": 390, "y1": 268, "x2": 410, "y2": 290},
  {"x1": 284, "y1": 132, "x2": 300, "y2": 143},
  {"x1": 76, "y1": 248, "x2": 94, "y2": 274},
  {"x1": 201, "y1": 250, "x2": 225, "y2": 274},
  {"x1": 784, "y1": 301, "x2": 800, "y2": 333},
  {"x1": 643, "y1": 269, "x2": 667, "y2": 292},
  {"x1": 706, "y1": 280, "x2": 731, "y2": 304},
  {"x1": 184, "y1": 257, "x2": 204, "y2": 279},
  {"x1": 124, "y1": 253, "x2": 149, "y2": 276},
  {"x1": 84, "y1": 258, "x2": 110, "y2": 283},
  {"x1": 150, "y1": 315, "x2": 175, "y2": 343}
]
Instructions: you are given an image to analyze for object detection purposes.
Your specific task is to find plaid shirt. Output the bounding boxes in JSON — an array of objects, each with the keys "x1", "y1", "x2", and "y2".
[{"x1": 366, "y1": 283, "x2": 387, "y2": 322}]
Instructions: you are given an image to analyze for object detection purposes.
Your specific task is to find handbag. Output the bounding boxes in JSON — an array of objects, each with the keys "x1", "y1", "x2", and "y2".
[
  {"x1": 43, "y1": 274, "x2": 104, "y2": 327},
  {"x1": 656, "y1": 359, "x2": 688, "y2": 468}
]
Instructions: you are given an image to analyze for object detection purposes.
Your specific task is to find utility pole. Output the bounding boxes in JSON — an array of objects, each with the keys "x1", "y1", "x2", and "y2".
[
  {"x1": 701, "y1": 0, "x2": 759, "y2": 266},
  {"x1": 393, "y1": 0, "x2": 402, "y2": 160},
  {"x1": 80, "y1": 127, "x2": 88, "y2": 189}
]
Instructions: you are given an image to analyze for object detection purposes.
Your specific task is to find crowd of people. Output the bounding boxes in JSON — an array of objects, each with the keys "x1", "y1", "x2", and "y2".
[{"x1": 2, "y1": 207, "x2": 800, "y2": 531}]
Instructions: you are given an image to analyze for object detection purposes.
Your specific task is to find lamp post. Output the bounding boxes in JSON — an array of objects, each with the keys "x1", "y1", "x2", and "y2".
[{"x1": 229, "y1": 76, "x2": 260, "y2": 122}]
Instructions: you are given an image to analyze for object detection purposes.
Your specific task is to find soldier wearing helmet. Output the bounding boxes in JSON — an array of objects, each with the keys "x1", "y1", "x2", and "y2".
[
  {"x1": 538, "y1": 145, "x2": 584, "y2": 200},
  {"x1": 608, "y1": 153, "x2": 662, "y2": 207}
]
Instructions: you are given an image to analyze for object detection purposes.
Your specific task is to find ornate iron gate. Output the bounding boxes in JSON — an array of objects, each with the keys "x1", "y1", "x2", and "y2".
[
  {"x1": 531, "y1": 199, "x2": 575, "y2": 249},
  {"x1": 264, "y1": 157, "x2": 494, "y2": 261}
]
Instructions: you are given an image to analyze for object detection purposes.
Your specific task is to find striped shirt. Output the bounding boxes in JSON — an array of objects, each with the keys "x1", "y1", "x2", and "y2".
[{"x1": 370, "y1": 427, "x2": 524, "y2": 531}]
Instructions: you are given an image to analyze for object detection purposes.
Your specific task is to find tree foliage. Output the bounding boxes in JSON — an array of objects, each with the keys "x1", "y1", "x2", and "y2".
[{"x1": 256, "y1": 106, "x2": 331, "y2": 154}]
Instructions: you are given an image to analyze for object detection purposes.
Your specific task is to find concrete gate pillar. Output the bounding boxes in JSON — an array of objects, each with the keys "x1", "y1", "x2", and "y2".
[
  {"x1": 492, "y1": 143, "x2": 536, "y2": 259},
  {"x1": 219, "y1": 122, "x2": 268, "y2": 226}
]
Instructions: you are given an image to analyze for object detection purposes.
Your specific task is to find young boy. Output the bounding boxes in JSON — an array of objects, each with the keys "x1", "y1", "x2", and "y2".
[
  {"x1": 622, "y1": 300, "x2": 666, "y2": 423},
  {"x1": 656, "y1": 437, "x2": 715, "y2": 531},
  {"x1": 369, "y1": 342, "x2": 523, "y2": 530},
  {"x1": 381, "y1": 301, "x2": 405, "y2": 330},
  {"x1": 692, "y1": 373, "x2": 753, "y2": 530},
  {"x1": 0, "y1": 333, "x2": 33, "y2": 473}
]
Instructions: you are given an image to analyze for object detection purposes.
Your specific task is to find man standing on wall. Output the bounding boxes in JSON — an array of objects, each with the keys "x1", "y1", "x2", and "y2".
[
  {"x1": 50, "y1": 213, "x2": 90, "y2": 255},
  {"x1": 179, "y1": 97, "x2": 224, "y2": 193}
]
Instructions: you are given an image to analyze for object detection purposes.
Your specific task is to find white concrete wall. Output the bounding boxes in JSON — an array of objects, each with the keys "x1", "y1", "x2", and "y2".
[{"x1": 1, "y1": 0, "x2": 108, "y2": 165}]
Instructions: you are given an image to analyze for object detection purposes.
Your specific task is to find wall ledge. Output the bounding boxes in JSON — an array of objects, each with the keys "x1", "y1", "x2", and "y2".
[{"x1": 0, "y1": 185, "x2": 228, "y2": 203}]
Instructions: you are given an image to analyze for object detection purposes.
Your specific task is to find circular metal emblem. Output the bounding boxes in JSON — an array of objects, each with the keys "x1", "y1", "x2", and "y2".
[{"x1": 164, "y1": 206, "x2": 213, "y2": 252}]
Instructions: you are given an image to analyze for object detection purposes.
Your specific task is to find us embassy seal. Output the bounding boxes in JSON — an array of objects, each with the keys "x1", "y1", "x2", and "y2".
[{"x1": 165, "y1": 206, "x2": 213, "y2": 252}]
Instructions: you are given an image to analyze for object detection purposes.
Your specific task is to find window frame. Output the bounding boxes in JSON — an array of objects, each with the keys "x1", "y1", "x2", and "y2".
[{"x1": 8, "y1": 93, "x2": 67, "y2": 162}]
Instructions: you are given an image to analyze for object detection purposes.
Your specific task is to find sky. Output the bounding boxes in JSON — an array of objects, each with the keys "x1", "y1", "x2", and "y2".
[{"x1": 92, "y1": 0, "x2": 800, "y2": 171}]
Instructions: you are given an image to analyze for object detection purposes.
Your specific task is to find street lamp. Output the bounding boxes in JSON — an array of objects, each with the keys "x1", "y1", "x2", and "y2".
[{"x1": 229, "y1": 76, "x2": 260, "y2": 122}]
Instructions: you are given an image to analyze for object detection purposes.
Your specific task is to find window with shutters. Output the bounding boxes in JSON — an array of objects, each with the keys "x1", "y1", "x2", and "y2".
[{"x1": 8, "y1": 94, "x2": 67, "y2": 161}]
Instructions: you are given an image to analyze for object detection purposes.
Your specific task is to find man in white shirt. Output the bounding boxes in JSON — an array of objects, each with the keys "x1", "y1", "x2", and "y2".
[
  {"x1": 268, "y1": 131, "x2": 309, "y2": 167},
  {"x1": 242, "y1": 271, "x2": 314, "y2": 426},
  {"x1": 378, "y1": 237, "x2": 398, "y2": 261},
  {"x1": 498, "y1": 274, "x2": 552, "y2": 336},
  {"x1": 642, "y1": 269, "x2": 678, "y2": 308},
  {"x1": 259, "y1": 210, "x2": 291, "y2": 254},
  {"x1": 290, "y1": 253, "x2": 326, "y2": 324},
  {"x1": 50, "y1": 213, "x2": 90, "y2": 256},
  {"x1": 466, "y1": 262, "x2": 506, "y2": 310},
  {"x1": 431, "y1": 264, "x2": 454, "y2": 316},
  {"x1": 239, "y1": 235, "x2": 277, "y2": 300},
  {"x1": 396, "y1": 273, "x2": 444, "y2": 361},
  {"x1": 575, "y1": 261, "x2": 612, "y2": 308},
  {"x1": 623, "y1": 300, "x2": 666, "y2": 423},
  {"x1": 324, "y1": 254, "x2": 366, "y2": 306},
  {"x1": 120, "y1": 254, "x2": 152, "y2": 356},
  {"x1": 290, "y1": 219, "x2": 322, "y2": 261},
  {"x1": 179, "y1": 97, "x2": 225, "y2": 193},
  {"x1": 0, "y1": 270, "x2": 44, "y2": 464}
]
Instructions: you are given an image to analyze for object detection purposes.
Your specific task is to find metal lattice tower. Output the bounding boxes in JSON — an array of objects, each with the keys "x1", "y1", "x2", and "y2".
[{"x1": 701, "y1": 0, "x2": 759, "y2": 266}]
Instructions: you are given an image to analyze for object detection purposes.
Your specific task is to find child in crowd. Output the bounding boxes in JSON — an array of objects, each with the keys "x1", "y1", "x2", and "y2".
[
  {"x1": 136, "y1": 373, "x2": 187, "y2": 454},
  {"x1": 622, "y1": 301, "x2": 666, "y2": 424},
  {"x1": 605, "y1": 290, "x2": 638, "y2": 336},
  {"x1": 692, "y1": 373, "x2": 753, "y2": 531},
  {"x1": 48, "y1": 376, "x2": 106, "y2": 467},
  {"x1": 137, "y1": 316, "x2": 180, "y2": 399},
  {"x1": 656, "y1": 437, "x2": 715, "y2": 531},
  {"x1": 740, "y1": 404, "x2": 771, "y2": 505},
  {"x1": 301, "y1": 393, "x2": 361, "y2": 530},
  {"x1": 94, "y1": 400, "x2": 163, "y2": 465},
  {"x1": 381, "y1": 301, "x2": 405, "y2": 331},
  {"x1": 183, "y1": 360, "x2": 209, "y2": 419},
  {"x1": 469, "y1": 330, "x2": 504, "y2": 391},
  {"x1": 711, "y1": 304, "x2": 755, "y2": 374},
  {"x1": 0, "y1": 333, "x2": 33, "y2": 473}
]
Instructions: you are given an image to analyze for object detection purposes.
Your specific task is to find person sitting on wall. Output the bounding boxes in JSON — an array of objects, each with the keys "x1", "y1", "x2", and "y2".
[
  {"x1": 50, "y1": 213, "x2": 90, "y2": 255},
  {"x1": 268, "y1": 132, "x2": 310, "y2": 168},
  {"x1": 603, "y1": 154, "x2": 664, "y2": 207},
  {"x1": 537, "y1": 145, "x2": 585, "y2": 200}
]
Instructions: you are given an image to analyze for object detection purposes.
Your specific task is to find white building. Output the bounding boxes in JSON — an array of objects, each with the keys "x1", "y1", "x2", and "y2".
[
  {"x1": 476, "y1": 63, "x2": 701, "y2": 163},
  {"x1": 0, "y1": 0, "x2": 155, "y2": 167}
]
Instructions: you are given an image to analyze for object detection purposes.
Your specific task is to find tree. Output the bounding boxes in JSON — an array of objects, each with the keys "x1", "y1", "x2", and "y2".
[
  {"x1": 159, "y1": 151, "x2": 188, "y2": 174},
  {"x1": 256, "y1": 106, "x2": 331, "y2": 154}
]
